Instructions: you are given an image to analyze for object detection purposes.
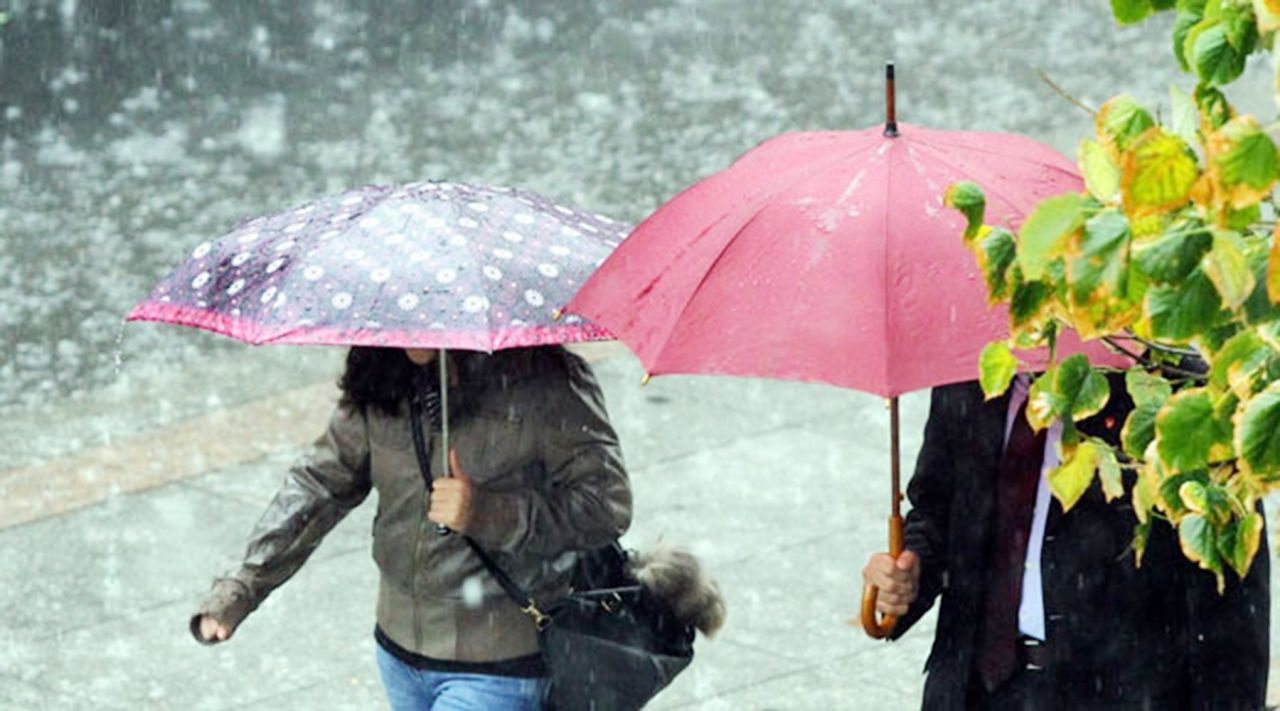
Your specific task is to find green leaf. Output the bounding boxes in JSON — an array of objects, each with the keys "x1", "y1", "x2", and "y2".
[
  {"x1": 1010, "y1": 278, "x2": 1052, "y2": 329},
  {"x1": 1160, "y1": 468, "x2": 1211, "y2": 517},
  {"x1": 1122, "y1": 369, "x2": 1172, "y2": 459},
  {"x1": 1202, "y1": 231, "x2": 1257, "y2": 310},
  {"x1": 1132, "y1": 519, "x2": 1154, "y2": 567},
  {"x1": 1122, "y1": 129, "x2": 1199, "y2": 215},
  {"x1": 1018, "y1": 193, "x2": 1087, "y2": 280},
  {"x1": 1156, "y1": 388, "x2": 1234, "y2": 471},
  {"x1": 1113, "y1": 0, "x2": 1157, "y2": 22},
  {"x1": 1213, "y1": 117, "x2": 1280, "y2": 206},
  {"x1": 1241, "y1": 237, "x2": 1280, "y2": 324},
  {"x1": 1219, "y1": 510, "x2": 1264, "y2": 579},
  {"x1": 977, "y1": 228, "x2": 1018, "y2": 301},
  {"x1": 1132, "y1": 224, "x2": 1213, "y2": 283},
  {"x1": 1178, "y1": 513, "x2": 1226, "y2": 590},
  {"x1": 1050, "y1": 440, "x2": 1102, "y2": 512},
  {"x1": 1068, "y1": 209, "x2": 1131, "y2": 303},
  {"x1": 1221, "y1": 2, "x2": 1258, "y2": 51},
  {"x1": 1236, "y1": 381, "x2": 1280, "y2": 480},
  {"x1": 1169, "y1": 85, "x2": 1199, "y2": 144},
  {"x1": 1026, "y1": 354, "x2": 1111, "y2": 429},
  {"x1": 1097, "y1": 441, "x2": 1125, "y2": 502},
  {"x1": 1097, "y1": 95, "x2": 1157, "y2": 155},
  {"x1": 1079, "y1": 139, "x2": 1122, "y2": 203},
  {"x1": 1225, "y1": 203, "x2": 1261, "y2": 231},
  {"x1": 1190, "y1": 23, "x2": 1249, "y2": 86},
  {"x1": 1127, "y1": 367, "x2": 1175, "y2": 406},
  {"x1": 1209, "y1": 329, "x2": 1271, "y2": 393},
  {"x1": 1195, "y1": 84, "x2": 1233, "y2": 131},
  {"x1": 1180, "y1": 480, "x2": 1210, "y2": 517},
  {"x1": 944, "y1": 181, "x2": 986, "y2": 241},
  {"x1": 979, "y1": 341, "x2": 1018, "y2": 400},
  {"x1": 1123, "y1": 402, "x2": 1163, "y2": 459},
  {"x1": 1174, "y1": 4, "x2": 1208, "y2": 70},
  {"x1": 1145, "y1": 266, "x2": 1228, "y2": 341}
]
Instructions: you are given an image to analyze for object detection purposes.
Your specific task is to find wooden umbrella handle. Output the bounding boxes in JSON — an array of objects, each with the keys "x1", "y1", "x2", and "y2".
[{"x1": 860, "y1": 513, "x2": 905, "y2": 639}]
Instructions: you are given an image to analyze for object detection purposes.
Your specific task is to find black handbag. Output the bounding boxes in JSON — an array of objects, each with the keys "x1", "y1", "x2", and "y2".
[{"x1": 408, "y1": 398, "x2": 694, "y2": 710}]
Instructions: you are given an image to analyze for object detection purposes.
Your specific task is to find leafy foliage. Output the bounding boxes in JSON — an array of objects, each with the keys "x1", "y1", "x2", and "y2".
[{"x1": 949, "y1": 0, "x2": 1280, "y2": 591}]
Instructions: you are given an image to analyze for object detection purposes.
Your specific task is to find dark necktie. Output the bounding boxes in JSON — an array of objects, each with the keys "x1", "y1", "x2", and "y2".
[{"x1": 975, "y1": 397, "x2": 1047, "y2": 692}]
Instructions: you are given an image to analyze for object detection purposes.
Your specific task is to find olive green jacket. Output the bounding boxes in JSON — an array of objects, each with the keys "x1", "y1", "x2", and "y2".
[{"x1": 193, "y1": 353, "x2": 631, "y2": 662}]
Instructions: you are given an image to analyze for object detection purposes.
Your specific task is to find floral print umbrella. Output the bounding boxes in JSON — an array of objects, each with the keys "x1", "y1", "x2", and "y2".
[{"x1": 127, "y1": 181, "x2": 628, "y2": 351}]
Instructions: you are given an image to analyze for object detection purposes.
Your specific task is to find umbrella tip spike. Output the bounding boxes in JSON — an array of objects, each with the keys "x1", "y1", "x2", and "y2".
[
  {"x1": 552, "y1": 308, "x2": 563, "y2": 321},
  {"x1": 641, "y1": 373, "x2": 652, "y2": 386},
  {"x1": 884, "y1": 61, "x2": 899, "y2": 138}
]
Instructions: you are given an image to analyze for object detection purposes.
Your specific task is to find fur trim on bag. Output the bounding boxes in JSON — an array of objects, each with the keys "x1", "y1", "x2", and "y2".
[{"x1": 628, "y1": 546, "x2": 726, "y2": 637}]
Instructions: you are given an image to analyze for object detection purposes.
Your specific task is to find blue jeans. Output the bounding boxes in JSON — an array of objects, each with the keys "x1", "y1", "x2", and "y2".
[{"x1": 376, "y1": 643, "x2": 546, "y2": 710}]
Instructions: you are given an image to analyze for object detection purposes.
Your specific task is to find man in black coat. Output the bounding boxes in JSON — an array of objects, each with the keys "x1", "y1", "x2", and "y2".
[{"x1": 863, "y1": 377, "x2": 1270, "y2": 710}]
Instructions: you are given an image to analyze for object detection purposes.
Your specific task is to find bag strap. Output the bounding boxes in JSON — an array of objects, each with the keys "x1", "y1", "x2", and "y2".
[{"x1": 407, "y1": 397, "x2": 550, "y2": 628}]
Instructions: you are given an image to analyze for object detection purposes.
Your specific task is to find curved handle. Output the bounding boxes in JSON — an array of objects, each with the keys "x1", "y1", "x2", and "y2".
[{"x1": 860, "y1": 513, "x2": 905, "y2": 639}]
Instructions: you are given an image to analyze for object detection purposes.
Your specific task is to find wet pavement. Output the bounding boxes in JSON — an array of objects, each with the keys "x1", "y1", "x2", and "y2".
[{"x1": 7, "y1": 2, "x2": 1280, "y2": 708}]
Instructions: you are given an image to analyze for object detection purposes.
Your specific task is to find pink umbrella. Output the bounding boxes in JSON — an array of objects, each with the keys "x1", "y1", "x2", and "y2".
[{"x1": 567, "y1": 66, "x2": 1125, "y2": 638}]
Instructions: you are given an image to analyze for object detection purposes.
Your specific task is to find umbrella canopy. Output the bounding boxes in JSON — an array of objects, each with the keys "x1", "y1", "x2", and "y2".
[
  {"x1": 128, "y1": 181, "x2": 628, "y2": 351},
  {"x1": 567, "y1": 124, "x2": 1117, "y2": 396},
  {"x1": 565, "y1": 77, "x2": 1128, "y2": 639}
]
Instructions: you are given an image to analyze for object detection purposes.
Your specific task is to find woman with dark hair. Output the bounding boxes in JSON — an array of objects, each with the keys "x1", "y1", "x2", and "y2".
[{"x1": 190, "y1": 345, "x2": 632, "y2": 710}]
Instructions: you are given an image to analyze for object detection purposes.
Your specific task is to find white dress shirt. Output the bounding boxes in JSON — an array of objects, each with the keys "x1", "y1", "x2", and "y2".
[{"x1": 1003, "y1": 373, "x2": 1061, "y2": 641}]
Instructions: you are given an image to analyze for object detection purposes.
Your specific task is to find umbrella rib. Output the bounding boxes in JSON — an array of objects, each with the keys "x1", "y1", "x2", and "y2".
[
  {"x1": 881, "y1": 139, "x2": 895, "y2": 395},
  {"x1": 645, "y1": 207, "x2": 777, "y2": 369}
]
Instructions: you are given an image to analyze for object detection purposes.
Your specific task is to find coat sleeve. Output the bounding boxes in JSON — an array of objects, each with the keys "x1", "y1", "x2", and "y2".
[
  {"x1": 889, "y1": 386, "x2": 957, "y2": 640},
  {"x1": 1184, "y1": 500, "x2": 1270, "y2": 710},
  {"x1": 190, "y1": 403, "x2": 372, "y2": 642},
  {"x1": 465, "y1": 355, "x2": 632, "y2": 556}
]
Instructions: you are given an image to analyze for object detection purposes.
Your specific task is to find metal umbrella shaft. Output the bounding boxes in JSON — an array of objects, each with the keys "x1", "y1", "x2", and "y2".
[
  {"x1": 861, "y1": 62, "x2": 906, "y2": 638},
  {"x1": 436, "y1": 349, "x2": 451, "y2": 536}
]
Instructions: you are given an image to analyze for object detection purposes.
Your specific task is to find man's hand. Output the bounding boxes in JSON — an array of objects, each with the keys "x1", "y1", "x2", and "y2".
[
  {"x1": 198, "y1": 615, "x2": 233, "y2": 643},
  {"x1": 862, "y1": 550, "x2": 921, "y2": 617},
  {"x1": 428, "y1": 449, "x2": 475, "y2": 532}
]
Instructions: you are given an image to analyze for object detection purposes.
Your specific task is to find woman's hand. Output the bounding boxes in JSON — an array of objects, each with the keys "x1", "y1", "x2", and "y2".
[
  {"x1": 198, "y1": 614, "x2": 233, "y2": 643},
  {"x1": 428, "y1": 449, "x2": 475, "y2": 532}
]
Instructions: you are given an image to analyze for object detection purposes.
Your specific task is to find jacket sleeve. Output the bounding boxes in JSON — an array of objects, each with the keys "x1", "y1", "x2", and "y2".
[
  {"x1": 890, "y1": 385, "x2": 957, "y2": 640},
  {"x1": 465, "y1": 356, "x2": 632, "y2": 556},
  {"x1": 1184, "y1": 500, "x2": 1270, "y2": 710},
  {"x1": 190, "y1": 403, "x2": 372, "y2": 642}
]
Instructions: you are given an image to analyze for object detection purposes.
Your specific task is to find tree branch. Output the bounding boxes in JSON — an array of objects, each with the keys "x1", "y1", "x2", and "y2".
[{"x1": 1033, "y1": 66, "x2": 1097, "y2": 117}]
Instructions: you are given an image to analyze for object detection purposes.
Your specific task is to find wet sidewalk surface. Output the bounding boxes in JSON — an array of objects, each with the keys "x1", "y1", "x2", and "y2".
[{"x1": 2, "y1": 344, "x2": 1278, "y2": 709}]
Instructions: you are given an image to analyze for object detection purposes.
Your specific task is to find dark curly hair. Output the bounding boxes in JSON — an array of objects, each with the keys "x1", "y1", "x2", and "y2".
[{"x1": 337, "y1": 345, "x2": 572, "y2": 418}]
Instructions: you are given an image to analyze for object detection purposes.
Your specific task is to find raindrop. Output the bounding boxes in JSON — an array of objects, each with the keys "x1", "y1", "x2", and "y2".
[{"x1": 112, "y1": 321, "x2": 127, "y2": 379}]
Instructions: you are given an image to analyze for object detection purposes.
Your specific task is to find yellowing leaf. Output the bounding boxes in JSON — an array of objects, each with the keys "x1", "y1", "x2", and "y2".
[
  {"x1": 1201, "y1": 230, "x2": 1257, "y2": 310},
  {"x1": 1050, "y1": 440, "x2": 1102, "y2": 513},
  {"x1": 1080, "y1": 138, "x2": 1121, "y2": 203},
  {"x1": 1097, "y1": 441, "x2": 1125, "y2": 502},
  {"x1": 1220, "y1": 510, "x2": 1264, "y2": 579},
  {"x1": 1017, "y1": 193, "x2": 1087, "y2": 280},
  {"x1": 1196, "y1": 115, "x2": 1280, "y2": 216},
  {"x1": 1122, "y1": 128, "x2": 1200, "y2": 216},
  {"x1": 1178, "y1": 513, "x2": 1226, "y2": 592},
  {"x1": 1255, "y1": 0, "x2": 1280, "y2": 33},
  {"x1": 1097, "y1": 95, "x2": 1156, "y2": 161},
  {"x1": 944, "y1": 181, "x2": 986, "y2": 241},
  {"x1": 979, "y1": 341, "x2": 1018, "y2": 400},
  {"x1": 1269, "y1": 223, "x2": 1280, "y2": 303}
]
